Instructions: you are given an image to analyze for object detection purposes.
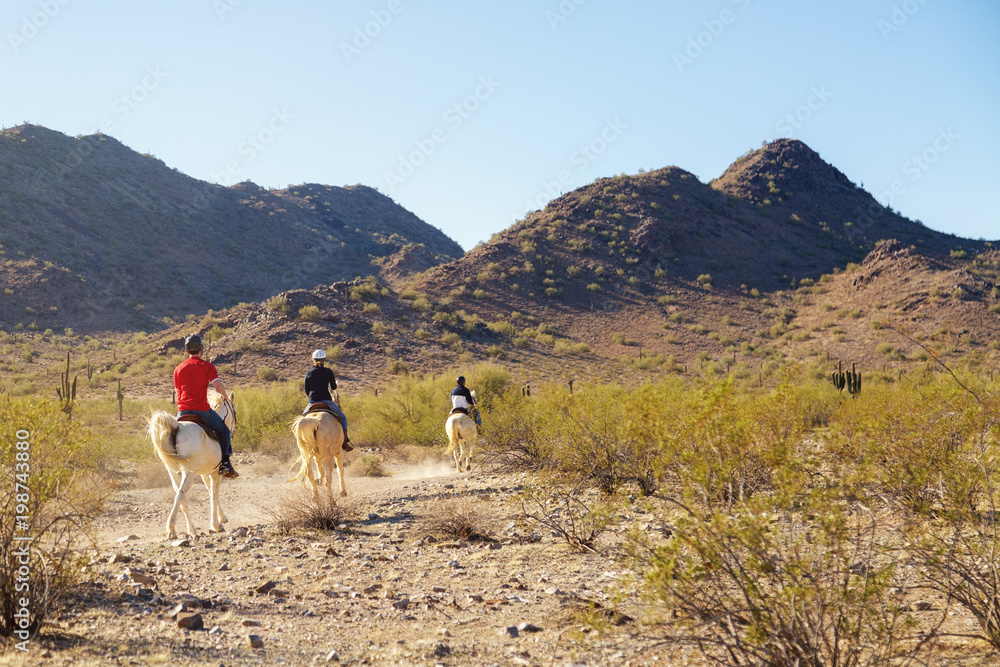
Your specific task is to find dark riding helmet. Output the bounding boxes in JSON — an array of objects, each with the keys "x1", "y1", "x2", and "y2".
[
  {"x1": 457, "y1": 376, "x2": 466, "y2": 385},
  {"x1": 184, "y1": 334, "x2": 203, "y2": 354}
]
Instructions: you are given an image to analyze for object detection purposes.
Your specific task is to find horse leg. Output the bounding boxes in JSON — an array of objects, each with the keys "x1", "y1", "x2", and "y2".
[
  {"x1": 167, "y1": 472, "x2": 196, "y2": 539},
  {"x1": 320, "y1": 453, "x2": 334, "y2": 497},
  {"x1": 335, "y1": 450, "x2": 346, "y2": 497},
  {"x1": 204, "y1": 474, "x2": 225, "y2": 533},
  {"x1": 307, "y1": 455, "x2": 321, "y2": 499}
]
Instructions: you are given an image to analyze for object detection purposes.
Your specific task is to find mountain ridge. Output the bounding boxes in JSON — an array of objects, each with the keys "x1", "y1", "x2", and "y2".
[{"x1": 0, "y1": 124, "x2": 462, "y2": 331}]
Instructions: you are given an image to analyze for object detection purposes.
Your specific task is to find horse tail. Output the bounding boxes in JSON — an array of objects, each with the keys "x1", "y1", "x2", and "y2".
[
  {"x1": 149, "y1": 411, "x2": 188, "y2": 463},
  {"x1": 288, "y1": 414, "x2": 318, "y2": 484},
  {"x1": 446, "y1": 415, "x2": 460, "y2": 455}
]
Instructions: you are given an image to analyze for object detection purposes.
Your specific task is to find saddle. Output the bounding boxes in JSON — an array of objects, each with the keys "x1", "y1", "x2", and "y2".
[
  {"x1": 177, "y1": 414, "x2": 222, "y2": 443},
  {"x1": 306, "y1": 403, "x2": 346, "y2": 431},
  {"x1": 449, "y1": 407, "x2": 469, "y2": 417}
]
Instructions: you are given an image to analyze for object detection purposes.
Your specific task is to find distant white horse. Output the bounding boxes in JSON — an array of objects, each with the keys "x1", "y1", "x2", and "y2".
[
  {"x1": 289, "y1": 408, "x2": 347, "y2": 497},
  {"x1": 446, "y1": 407, "x2": 478, "y2": 472},
  {"x1": 147, "y1": 392, "x2": 236, "y2": 539}
]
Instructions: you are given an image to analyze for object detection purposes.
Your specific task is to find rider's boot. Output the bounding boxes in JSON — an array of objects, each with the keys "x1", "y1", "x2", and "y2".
[{"x1": 218, "y1": 455, "x2": 239, "y2": 479}]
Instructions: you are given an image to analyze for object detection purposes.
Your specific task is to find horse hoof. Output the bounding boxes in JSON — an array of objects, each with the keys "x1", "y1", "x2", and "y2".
[{"x1": 340, "y1": 491, "x2": 348, "y2": 497}]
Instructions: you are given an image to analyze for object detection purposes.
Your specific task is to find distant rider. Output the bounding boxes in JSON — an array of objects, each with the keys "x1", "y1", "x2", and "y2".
[
  {"x1": 450, "y1": 375, "x2": 481, "y2": 427},
  {"x1": 303, "y1": 349, "x2": 354, "y2": 452},
  {"x1": 174, "y1": 334, "x2": 238, "y2": 478}
]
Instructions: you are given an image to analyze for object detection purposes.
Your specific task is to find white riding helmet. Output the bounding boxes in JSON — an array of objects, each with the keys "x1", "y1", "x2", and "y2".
[{"x1": 312, "y1": 349, "x2": 327, "y2": 360}]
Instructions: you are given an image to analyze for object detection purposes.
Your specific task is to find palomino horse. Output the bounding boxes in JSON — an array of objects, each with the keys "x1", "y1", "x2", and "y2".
[
  {"x1": 446, "y1": 408, "x2": 478, "y2": 472},
  {"x1": 289, "y1": 407, "x2": 347, "y2": 497},
  {"x1": 148, "y1": 392, "x2": 236, "y2": 539}
]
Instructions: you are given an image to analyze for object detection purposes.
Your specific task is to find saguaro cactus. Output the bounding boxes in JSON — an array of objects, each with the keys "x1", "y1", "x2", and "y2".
[
  {"x1": 117, "y1": 379, "x2": 125, "y2": 421},
  {"x1": 57, "y1": 350, "x2": 78, "y2": 419},
  {"x1": 832, "y1": 361, "x2": 862, "y2": 399}
]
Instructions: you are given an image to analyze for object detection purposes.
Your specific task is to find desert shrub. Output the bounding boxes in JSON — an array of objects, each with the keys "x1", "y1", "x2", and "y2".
[
  {"x1": 386, "y1": 358, "x2": 409, "y2": 376},
  {"x1": 266, "y1": 296, "x2": 289, "y2": 313},
  {"x1": 418, "y1": 497, "x2": 497, "y2": 541},
  {"x1": 353, "y1": 454, "x2": 388, "y2": 477},
  {"x1": 348, "y1": 282, "x2": 383, "y2": 301},
  {"x1": 826, "y1": 377, "x2": 985, "y2": 513},
  {"x1": 554, "y1": 340, "x2": 590, "y2": 355},
  {"x1": 414, "y1": 327, "x2": 432, "y2": 340},
  {"x1": 485, "y1": 345, "x2": 505, "y2": 359},
  {"x1": 519, "y1": 482, "x2": 615, "y2": 552},
  {"x1": 232, "y1": 381, "x2": 302, "y2": 454},
  {"x1": 478, "y1": 389, "x2": 550, "y2": 472},
  {"x1": 540, "y1": 383, "x2": 674, "y2": 495},
  {"x1": 633, "y1": 492, "x2": 928, "y2": 666},
  {"x1": 903, "y1": 388, "x2": 1000, "y2": 647},
  {"x1": 267, "y1": 490, "x2": 348, "y2": 534},
  {"x1": 362, "y1": 302, "x2": 381, "y2": 315},
  {"x1": 257, "y1": 367, "x2": 279, "y2": 382},
  {"x1": 0, "y1": 398, "x2": 109, "y2": 640},
  {"x1": 299, "y1": 305, "x2": 321, "y2": 322}
]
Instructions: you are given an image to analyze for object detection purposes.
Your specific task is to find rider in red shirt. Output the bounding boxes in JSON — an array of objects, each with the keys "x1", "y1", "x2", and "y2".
[{"x1": 173, "y1": 334, "x2": 238, "y2": 478}]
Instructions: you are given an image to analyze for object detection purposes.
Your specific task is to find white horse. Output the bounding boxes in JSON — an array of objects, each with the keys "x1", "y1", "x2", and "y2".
[
  {"x1": 446, "y1": 409, "x2": 478, "y2": 472},
  {"x1": 289, "y1": 409, "x2": 347, "y2": 497},
  {"x1": 147, "y1": 392, "x2": 236, "y2": 539}
]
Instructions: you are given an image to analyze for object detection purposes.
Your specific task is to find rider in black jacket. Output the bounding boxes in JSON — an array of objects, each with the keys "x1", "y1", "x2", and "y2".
[{"x1": 304, "y1": 349, "x2": 354, "y2": 451}]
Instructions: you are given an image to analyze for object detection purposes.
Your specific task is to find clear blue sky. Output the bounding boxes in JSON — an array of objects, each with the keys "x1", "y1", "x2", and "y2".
[{"x1": 3, "y1": 0, "x2": 997, "y2": 251}]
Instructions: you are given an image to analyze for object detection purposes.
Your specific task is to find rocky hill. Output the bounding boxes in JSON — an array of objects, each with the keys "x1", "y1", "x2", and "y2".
[
  {"x1": 3, "y1": 139, "x2": 997, "y2": 399},
  {"x1": 0, "y1": 124, "x2": 461, "y2": 332}
]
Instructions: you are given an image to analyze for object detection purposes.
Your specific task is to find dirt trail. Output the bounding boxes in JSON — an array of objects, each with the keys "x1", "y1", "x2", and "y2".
[{"x1": 95, "y1": 455, "x2": 463, "y2": 547}]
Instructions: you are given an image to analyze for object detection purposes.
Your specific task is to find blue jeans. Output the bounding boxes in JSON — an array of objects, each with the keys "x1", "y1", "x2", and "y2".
[
  {"x1": 304, "y1": 400, "x2": 348, "y2": 432},
  {"x1": 178, "y1": 409, "x2": 232, "y2": 457}
]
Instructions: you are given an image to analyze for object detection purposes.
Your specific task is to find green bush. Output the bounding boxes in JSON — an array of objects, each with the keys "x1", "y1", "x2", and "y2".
[
  {"x1": 0, "y1": 398, "x2": 108, "y2": 638},
  {"x1": 299, "y1": 305, "x2": 321, "y2": 322}
]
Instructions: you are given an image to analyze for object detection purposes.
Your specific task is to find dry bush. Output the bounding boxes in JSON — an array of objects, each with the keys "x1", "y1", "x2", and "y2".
[
  {"x1": 0, "y1": 398, "x2": 110, "y2": 641},
  {"x1": 418, "y1": 497, "x2": 497, "y2": 542},
  {"x1": 266, "y1": 490, "x2": 349, "y2": 535},
  {"x1": 351, "y1": 454, "x2": 388, "y2": 477},
  {"x1": 633, "y1": 494, "x2": 935, "y2": 667},
  {"x1": 477, "y1": 389, "x2": 549, "y2": 472},
  {"x1": 519, "y1": 481, "x2": 615, "y2": 553}
]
